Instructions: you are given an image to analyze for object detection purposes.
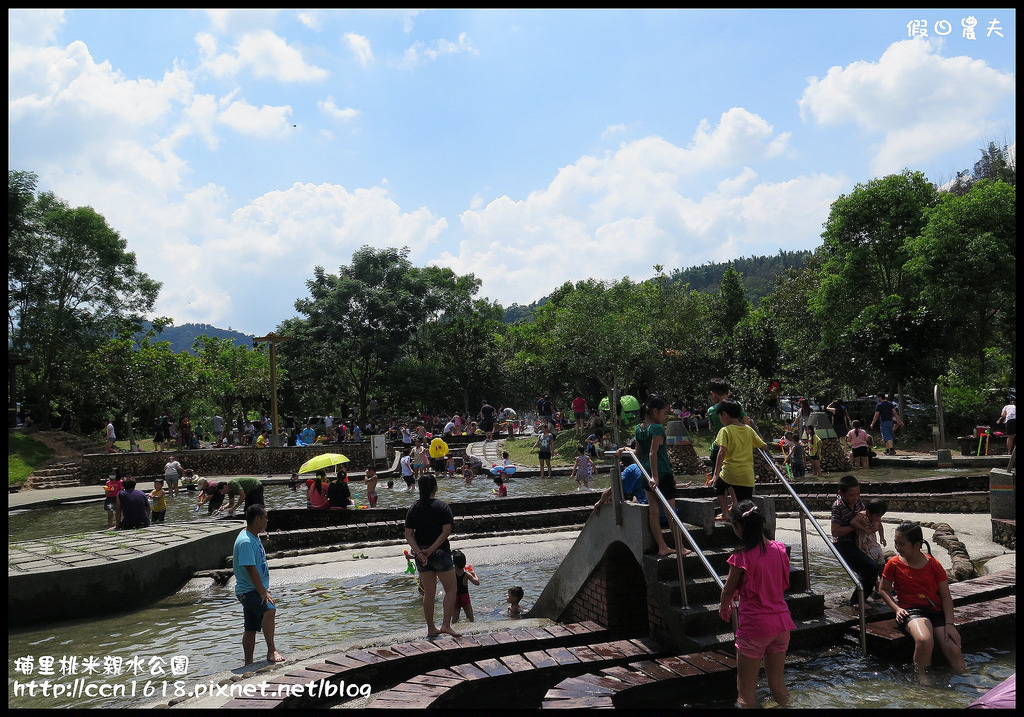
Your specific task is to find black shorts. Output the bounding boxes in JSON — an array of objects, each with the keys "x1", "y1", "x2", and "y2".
[
  {"x1": 538, "y1": 451, "x2": 551, "y2": 460},
  {"x1": 901, "y1": 607, "x2": 946, "y2": 631},
  {"x1": 1005, "y1": 418, "x2": 1016, "y2": 435},
  {"x1": 431, "y1": 457, "x2": 446, "y2": 473},
  {"x1": 646, "y1": 472, "x2": 677, "y2": 500},
  {"x1": 404, "y1": 475, "x2": 416, "y2": 487},
  {"x1": 714, "y1": 476, "x2": 753, "y2": 502},
  {"x1": 852, "y1": 446, "x2": 869, "y2": 458}
]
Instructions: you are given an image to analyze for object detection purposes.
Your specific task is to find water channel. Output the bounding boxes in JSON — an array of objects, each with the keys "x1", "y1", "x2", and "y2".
[{"x1": 8, "y1": 466, "x2": 1013, "y2": 709}]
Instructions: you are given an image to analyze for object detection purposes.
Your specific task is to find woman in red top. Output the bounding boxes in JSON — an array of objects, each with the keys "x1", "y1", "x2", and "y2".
[{"x1": 878, "y1": 522, "x2": 965, "y2": 674}]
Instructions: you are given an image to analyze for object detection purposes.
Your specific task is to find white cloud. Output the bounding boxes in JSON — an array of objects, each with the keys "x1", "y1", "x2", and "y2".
[
  {"x1": 319, "y1": 96, "x2": 360, "y2": 123},
  {"x1": 8, "y1": 8, "x2": 66, "y2": 48},
  {"x1": 296, "y1": 11, "x2": 323, "y2": 31},
  {"x1": 217, "y1": 98, "x2": 293, "y2": 137},
  {"x1": 204, "y1": 9, "x2": 280, "y2": 35},
  {"x1": 399, "y1": 32, "x2": 478, "y2": 68},
  {"x1": 197, "y1": 29, "x2": 329, "y2": 82},
  {"x1": 439, "y1": 113, "x2": 836, "y2": 307},
  {"x1": 799, "y1": 38, "x2": 1015, "y2": 174},
  {"x1": 344, "y1": 32, "x2": 374, "y2": 66}
]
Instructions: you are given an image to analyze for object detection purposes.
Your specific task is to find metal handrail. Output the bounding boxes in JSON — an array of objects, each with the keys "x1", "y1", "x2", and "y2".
[
  {"x1": 757, "y1": 447, "x2": 867, "y2": 654},
  {"x1": 619, "y1": 450, "x2": 725, "y2": 592}
]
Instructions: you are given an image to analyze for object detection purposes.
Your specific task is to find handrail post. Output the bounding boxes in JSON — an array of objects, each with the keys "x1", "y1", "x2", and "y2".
[
  {"x1": 799, "y1": 512, "x2": 811, "y2": 592},
  {"x1": 672, "y1": 521, "x2": 688, "y2": 605},
  {"x1": 756, "y1": 448, "x2": 868, "y2": 655},
  {"x1": 610, "y1": 387, "x2": 624, "y2": 526}
]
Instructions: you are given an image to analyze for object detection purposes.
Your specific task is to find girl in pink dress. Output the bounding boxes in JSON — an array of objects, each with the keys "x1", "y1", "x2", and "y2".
[{"x1": 719, "y1": 500, "x2": 796, "y2": 708}]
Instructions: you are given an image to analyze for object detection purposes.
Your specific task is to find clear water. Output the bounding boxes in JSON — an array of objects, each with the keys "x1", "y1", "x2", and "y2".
[
  {"x1": 8, "y1": 556, "x2": 562, "y2": 709},
  {"x1": 677, "y1": 642, "x2": 1015, "y2": 709},
  {"x1": 8, "y1": 465, "x2": 978, "y2": 544},
  {"x1": 8, "y1": 474, "x2": 595, "y2": 543}
]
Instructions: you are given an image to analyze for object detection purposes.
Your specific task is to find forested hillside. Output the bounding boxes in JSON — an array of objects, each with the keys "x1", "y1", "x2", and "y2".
[
  {"x1": 503, "y1": 249, "x2": 811, "y2": 323},
  {"x1": 138, "y1": 322, "x2": 254, "y2": 354}
]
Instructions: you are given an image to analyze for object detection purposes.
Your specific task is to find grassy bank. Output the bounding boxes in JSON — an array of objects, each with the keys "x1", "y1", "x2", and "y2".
[{"x1": 8, "y1": 431, "x2": 55, "y2": 485}]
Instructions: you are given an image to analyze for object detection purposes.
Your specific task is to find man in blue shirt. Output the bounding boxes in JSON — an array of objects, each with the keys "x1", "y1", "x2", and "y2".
[
  {"x1": 233, "y1": 504, "x2": 285, "y2": 665},
  {"x1": 593, "y1": 449, "x2": 650, "y2": 513},
  {"x1": 870, "y1": 392, "x2": 904, "y2": 455}
]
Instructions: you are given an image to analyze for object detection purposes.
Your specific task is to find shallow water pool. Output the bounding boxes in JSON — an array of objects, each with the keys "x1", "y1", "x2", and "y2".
[
  {"x1": 7, "y1": 554, "x2": 562, "y2": 709},
  {"x1": 8, "y1": 473, "x2": 596, "y2": 543}
]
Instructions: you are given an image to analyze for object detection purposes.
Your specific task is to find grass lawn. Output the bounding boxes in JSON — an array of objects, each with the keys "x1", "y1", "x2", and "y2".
[{"x1": 8, "y1": 432, "x2": 56, "y2": 485}]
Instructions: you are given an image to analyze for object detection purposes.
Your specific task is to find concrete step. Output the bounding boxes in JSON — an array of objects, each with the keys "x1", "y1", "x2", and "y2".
[{"x1": 649, "y1": 564, "x2": 810, "y2": 607}]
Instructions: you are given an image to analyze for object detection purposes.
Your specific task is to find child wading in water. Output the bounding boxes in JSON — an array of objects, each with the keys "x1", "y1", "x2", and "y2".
[
  {"x1": 451, "y1": 549, "x2": 480, "y2": 623},
  {"x1": 507, "y1": 586, "x2": 524, "y2": 617},
  {"x1": 878, "y1": 522, "x2": 966, "y2": 675},
  {"x1": 570, "y1": 445, "x2": 595, "y2": 489},
  {"x1": 719, "y1": 500, "x2": 796, "y2": 709}
]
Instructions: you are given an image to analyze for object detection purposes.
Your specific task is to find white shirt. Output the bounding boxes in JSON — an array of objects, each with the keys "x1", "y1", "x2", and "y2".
[{"x1": 1002, "y1": 404, "x2": 1016, "y2": 421}]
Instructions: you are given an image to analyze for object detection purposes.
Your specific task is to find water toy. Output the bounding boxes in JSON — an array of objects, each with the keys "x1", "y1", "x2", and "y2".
[
  {"x1": 489, "y1": 464, "x2": 517, "y2": 476},
  {"x1": 352, "y1": 553, "x2": 368, "y2": 559},
  {"x1": 403, "y1": 550, "x2": 417, "y2": 574}
]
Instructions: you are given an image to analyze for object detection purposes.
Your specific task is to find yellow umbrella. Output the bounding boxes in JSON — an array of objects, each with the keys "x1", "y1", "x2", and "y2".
[{"x1": 298, "y1": 453, "x2": 350, "y2": 475}]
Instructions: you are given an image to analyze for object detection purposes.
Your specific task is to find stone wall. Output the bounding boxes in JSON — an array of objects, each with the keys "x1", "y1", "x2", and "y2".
[
  {"x1": 668, "y1": 445, "x2": 707, "y2": 476},
  {"x1": 80, "y1": 443, "x2": 383, "y2": 484},
  {"x1": 991, "y1": 519, "x2": 1015, "y2": 550}
]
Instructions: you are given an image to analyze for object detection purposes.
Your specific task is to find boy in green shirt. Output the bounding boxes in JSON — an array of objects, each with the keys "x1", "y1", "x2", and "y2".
[
  {"x1": 706, "y1": 378, "x2": 751, "y2": 472},
  {"x1": 713, "y1": 399, "x2": 766, "y2": 521}
]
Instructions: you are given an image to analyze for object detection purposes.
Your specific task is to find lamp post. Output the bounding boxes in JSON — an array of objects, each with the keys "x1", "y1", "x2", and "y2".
[{"x1": 253, "y1": 332, "x2": 292, "y2": 447}]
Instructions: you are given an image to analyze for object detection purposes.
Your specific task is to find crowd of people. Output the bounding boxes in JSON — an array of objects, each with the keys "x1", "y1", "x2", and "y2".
[{"x1": 93, "y1": 382, "x2": 985, "y2": 703}]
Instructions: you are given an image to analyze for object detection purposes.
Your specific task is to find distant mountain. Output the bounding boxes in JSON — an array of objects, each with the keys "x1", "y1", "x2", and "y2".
[
  {"x1": 665, "y1": 249, "x2": 813, "y2": 300},
  {"x1": 500, "y1": 250, "x2": 813, "y2": 323},
  {"x1": 140, "y1": 322, "x2": 254, "y2": 354}
]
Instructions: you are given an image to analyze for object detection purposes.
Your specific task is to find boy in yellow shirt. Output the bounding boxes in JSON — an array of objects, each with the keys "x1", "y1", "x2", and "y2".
[
  {"x1": 150, "y1": 478, "x2": 168, "y2": 524},
  {"x1": 713, "y1": 399, "x2": 767, "y2": 521}
]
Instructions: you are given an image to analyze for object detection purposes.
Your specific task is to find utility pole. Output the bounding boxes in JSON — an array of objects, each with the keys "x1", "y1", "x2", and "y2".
[{"x1": 252, "y1": 332, "x2": 293, "y2": 447}]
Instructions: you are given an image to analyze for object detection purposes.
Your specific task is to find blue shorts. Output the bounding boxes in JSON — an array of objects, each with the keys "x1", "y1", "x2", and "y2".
[
  {"x1": 237, "y1": 589, "x2": 275, "y2": 632},
  {"x1": 880, "y1": 420, "x2": 894, "y2": 442},
  {"x1": 415, "y1": 548, "x2": 454, "y2": 574}
]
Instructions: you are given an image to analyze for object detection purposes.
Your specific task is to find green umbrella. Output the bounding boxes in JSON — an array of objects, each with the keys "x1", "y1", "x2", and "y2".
[
  {"x1": 298, "y1": 453, "x2": 350, "y2": 475},
  {"x1": 598, "y1": 394, "x2": 640, "y2": 412}
]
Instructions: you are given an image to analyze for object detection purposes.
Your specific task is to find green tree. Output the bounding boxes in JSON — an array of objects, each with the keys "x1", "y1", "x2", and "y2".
[
  {"x1": 192, "y1": 335, "x2": 272, "y2": 423},
  {"x1": 812, "y1": 170, "x2": 938, "y2": 399},
  {"x1": 716, "y1": 266, "x2": 750, "y2": 334},
  {"x1": 283, "y1": 246, "x2": 482, "y2": 419},
  {"x1": 907, "y1": 180, "x2": 1016, "y2": 383},
  {"x1": 93, "y1": 322, "x2": 186, "y2": 447},
  {"x1": 8, "y1": 176, "x2": 160, "y2": 427}
]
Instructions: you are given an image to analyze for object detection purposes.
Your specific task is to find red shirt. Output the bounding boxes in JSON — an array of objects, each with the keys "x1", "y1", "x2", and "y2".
[
  {"x1": 881, "y1": 554, "x2": 947, "y2": 610},
  {"x1": 571, "y1": 397, "x2": 586, "y2": 413}
]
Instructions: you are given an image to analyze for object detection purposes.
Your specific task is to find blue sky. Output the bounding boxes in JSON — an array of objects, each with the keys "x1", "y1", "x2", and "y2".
[{"x1": 8, "y1": 9, "x2": 1015, "y2": 336}]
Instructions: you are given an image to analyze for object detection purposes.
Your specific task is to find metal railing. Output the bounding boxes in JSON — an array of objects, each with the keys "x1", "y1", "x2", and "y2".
[
  {"x1": 757, "y1": 447, "x2": 867, "y2": 654},
  {"x1": 614, "y1": 449, "x2": 736, "y2": 632}
]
